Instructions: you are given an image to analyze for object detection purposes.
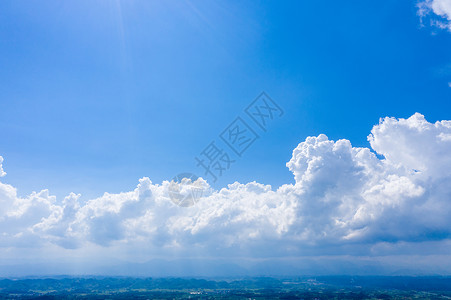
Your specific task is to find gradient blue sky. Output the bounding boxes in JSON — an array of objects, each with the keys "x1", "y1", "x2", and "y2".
[{"x1": 1, "y1": 0, "x2": 450, "y2": 200}]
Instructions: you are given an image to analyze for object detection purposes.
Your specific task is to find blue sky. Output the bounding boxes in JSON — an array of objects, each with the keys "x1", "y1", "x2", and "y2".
[
  {"x1": 1, "y1": 0, "x2": 451, "y2": 276},
  {"x1": 1, "y1": 0, "x2": 449, "y2": 200}
]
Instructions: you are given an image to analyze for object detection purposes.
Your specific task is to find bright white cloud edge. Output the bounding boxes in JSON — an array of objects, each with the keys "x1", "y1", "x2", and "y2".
[{"x1": 418, "y1": 0, "x2": 451, "y2": 31}]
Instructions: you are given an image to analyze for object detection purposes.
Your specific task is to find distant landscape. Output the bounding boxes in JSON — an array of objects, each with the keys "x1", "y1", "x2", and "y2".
[{"x1": 1, "y1": 276, "x2": 451, "y2": 299}]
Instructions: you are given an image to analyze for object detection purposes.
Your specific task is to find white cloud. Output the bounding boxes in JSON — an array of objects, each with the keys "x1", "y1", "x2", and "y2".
[
  {"x1": 1, "y1": 113, "x2": 451, "y2": 274},
  {"x1": 0, "y1": 156, "x2": 5, "y2": 177},
  {"x1": 432, "y1": 0, "x2": 451, "y2": 21},
  {"x1": 418, "y1": 0, "x2": 451, "y2": 31}
]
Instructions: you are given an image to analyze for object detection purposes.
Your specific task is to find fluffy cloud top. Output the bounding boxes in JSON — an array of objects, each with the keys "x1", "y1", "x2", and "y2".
[
  {"x1": 418, "y1": 0, "x2": 451, "y2": 31},
  {"x1": 1, "y1": 113, "x2": 451, "y2": 274}
]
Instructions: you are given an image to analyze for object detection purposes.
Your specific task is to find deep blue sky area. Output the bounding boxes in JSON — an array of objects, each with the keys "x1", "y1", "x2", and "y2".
[{"x1": 0, "y1": 0, "x2": 450, "y2": 200}]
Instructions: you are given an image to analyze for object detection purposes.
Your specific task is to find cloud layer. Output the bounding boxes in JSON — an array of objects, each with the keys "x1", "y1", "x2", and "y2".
[
  {"x1": 1, "y1": 113, "x2": 451, "y2": 275},
  {"x1": 418, "y1": 0, "x2": 451, "y2": 31},
  {"x1": 0, "y1": 156, "x2": 5, "y2": 177}
]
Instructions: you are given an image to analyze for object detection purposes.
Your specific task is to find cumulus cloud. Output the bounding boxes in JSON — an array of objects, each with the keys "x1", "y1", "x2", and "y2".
[
  {"x1": 418, "y1": 0, "x2": 451, "y2": 31},
  {"x1": 1, "y1": 113, "x2": 451, "y2": 274}
]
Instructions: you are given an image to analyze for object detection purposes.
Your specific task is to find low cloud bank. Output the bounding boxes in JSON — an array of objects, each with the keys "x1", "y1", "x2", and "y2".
[{"x1": 1, "y1": 113, "x2": 451, "y2": 275}]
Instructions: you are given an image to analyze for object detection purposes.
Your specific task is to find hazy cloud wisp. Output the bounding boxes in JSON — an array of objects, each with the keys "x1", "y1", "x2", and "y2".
[{"x1": 418, "y1": 0, "x2": 451, "y2": 31}]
